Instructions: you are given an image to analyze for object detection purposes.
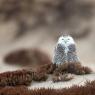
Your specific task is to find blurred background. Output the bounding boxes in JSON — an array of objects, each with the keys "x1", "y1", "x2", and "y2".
[{"x1": 0, "y1": 0, "x2": 95, "y2": 66}]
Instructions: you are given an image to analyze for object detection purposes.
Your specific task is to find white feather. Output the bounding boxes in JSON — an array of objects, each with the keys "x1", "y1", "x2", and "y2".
[
  {"x1": 58, "y1": 36, "x2": 75, "y2": 53},
  {"x1": 53, "y1": 35, "x2": 78, "y2": 64}
]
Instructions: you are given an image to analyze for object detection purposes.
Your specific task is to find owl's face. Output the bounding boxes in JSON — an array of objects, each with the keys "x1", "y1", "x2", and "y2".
[
  {"x1": 58, "y1": 36, "x2": 75, "y2": 46},
  {"x1": 57, "y1": 36, "x2": 76, "y2": 53}
]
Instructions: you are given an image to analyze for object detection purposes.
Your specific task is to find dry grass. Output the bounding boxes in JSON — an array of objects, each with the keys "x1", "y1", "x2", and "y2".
[
  {"x1": 0, "y1": 80, "x2": 95, "y2": 95},
  {"x1": 37, "y1": 64, "x2": 56, "y2": 74},
  {"x1": 0, "y1": 62, "x2": 91, "y2": 86},
  {"x1": 4, "y1": 48, "x2": 51, "y2": 66},
  {"x1": 37, "y1": 62, "x2": 92, "y2": 82},
  {"x1": 0, "y1": 69, "x2": 47, "y2": 87},
  {"x1": 0, "y1": 69, "x2": 33, "y2": 86},
  {"x1": 54, "y1": 62, "x2": 92, "y2": 75},
  {"x1": 37, "y1": 62, "x2": 92, "y2": 76},
  {"x1": 0, "y1": 86, "x2": 30, "y2": 95},
  {"x1": 52, "y1": 74, "x2": 74, "y2": 82},
  {"x1": 4, "y1": 49, "x2": 29, "y2": 65},
  {"x1": 32, "y1": 71, "x2": 48, "y2": 81}
]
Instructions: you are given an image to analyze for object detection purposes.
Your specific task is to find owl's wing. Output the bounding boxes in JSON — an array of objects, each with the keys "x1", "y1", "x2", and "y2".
[
  {"x1": 53, "y1": 43, "x2": 65, "y2": 64},
  {"x1": 56, "y1": 43, "x2": 65, "y2": 52},
  {"x1": 67, "y1": 44, "x2": 79, "y2": 63},
  {"x1": 68, "y1": 44, "x2": 76, "y2": 53}
]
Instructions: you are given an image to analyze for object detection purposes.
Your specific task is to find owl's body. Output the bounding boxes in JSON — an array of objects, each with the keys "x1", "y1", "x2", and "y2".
[{"x1": 53, "y1": 36, "x2": 79, "y2": 64}]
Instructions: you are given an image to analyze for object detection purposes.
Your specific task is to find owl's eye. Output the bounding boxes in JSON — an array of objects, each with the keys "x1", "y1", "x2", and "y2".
[{"x1": 68, "y1": 38, "x2": 70, "y2": 40}]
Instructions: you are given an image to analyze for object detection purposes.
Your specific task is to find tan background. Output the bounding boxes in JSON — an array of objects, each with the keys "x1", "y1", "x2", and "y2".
[{"x1": 0, "y1": 0, "x2": 95, "y2": 89}]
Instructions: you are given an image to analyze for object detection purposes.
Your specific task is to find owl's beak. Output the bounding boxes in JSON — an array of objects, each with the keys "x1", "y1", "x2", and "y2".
[{"x1": 64, "y1": 40, "x2": 67, "y2": 43}]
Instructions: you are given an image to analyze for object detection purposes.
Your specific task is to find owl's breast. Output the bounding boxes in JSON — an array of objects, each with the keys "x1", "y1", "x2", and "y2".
[{"x1": 68, "y1": 44, "x2": 76, "y2": 53}]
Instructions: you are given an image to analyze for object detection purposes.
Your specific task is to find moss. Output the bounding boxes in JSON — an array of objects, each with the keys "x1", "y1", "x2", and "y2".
[
  {"x1": 54, "y1": 62, "x2": 92, "y2": 75},
  {"x1": 0, "y1": 80, "x2": 95, "y2": 95},
  {"x1": 0, "y1": 69, "x2": 47, "y2": 87},
  {"x1": 52, "y1": 73, "x2": 74, "y2": 82},
  {"x1": 4, "y1": 48, "x2": 51, "y2": 66}
]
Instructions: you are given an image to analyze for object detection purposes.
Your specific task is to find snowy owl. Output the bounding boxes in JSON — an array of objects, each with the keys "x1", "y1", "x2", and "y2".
[{"x1": 53, "y1": 35, "x2": 79, "y2": 64}]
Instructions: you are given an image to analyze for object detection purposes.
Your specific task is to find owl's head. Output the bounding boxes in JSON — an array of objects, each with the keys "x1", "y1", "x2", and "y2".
[{"x1": 58, "y1": 35, "x2": 75, "y2": 46}]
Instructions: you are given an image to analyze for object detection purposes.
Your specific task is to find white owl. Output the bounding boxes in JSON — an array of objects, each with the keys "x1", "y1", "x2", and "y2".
[{"x1": 53, "y1": 35, "x2": 79, "y2": 64}]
